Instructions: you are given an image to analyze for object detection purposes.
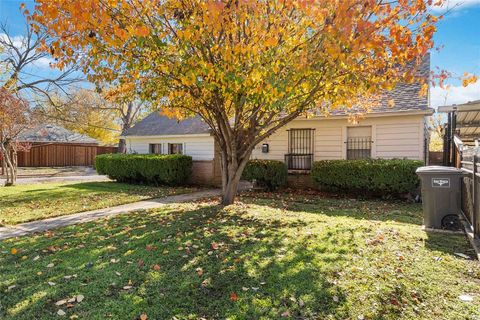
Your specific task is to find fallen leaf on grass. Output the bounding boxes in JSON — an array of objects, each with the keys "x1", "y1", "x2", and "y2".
[
  {"x1": 230, "y1": 292, "x2": 238, "y2": 301},
  {"x1": 140, "y1": 313, "x2": 148, "y2": 320},
  {"x1": 299, "y1": 299, "x2": 305, "y2": 307},
  {"x1": 47, "y1": 263, "x2": 54, "y2": 268},
  {"x1": 48, "y1": 281, "x2": 56, "y2": 286},
  {"x1": 76, "y1": 295, "x2": 84, "y2": 303},
  {"x1": 55, "y1": 299, "x2": 67, "y2": 306},
  {"x1": 11, "y1": 248, "x2": 17, "y2": 255},
  {"x1": 201, "y1": 278, "x2": 211, "y2": 288},
  {"x1": 57, "y1": 309, "x2": 66, "y2": 316},
  {"x1": 459, "y1": 294, "x2": 474, "y2": 302},
  {"x1": 281, "y1": 311, "x2": 290, "y2": 317},
  {"x1": 153, "y1": 264, "x2": 161, "y2": 271}
]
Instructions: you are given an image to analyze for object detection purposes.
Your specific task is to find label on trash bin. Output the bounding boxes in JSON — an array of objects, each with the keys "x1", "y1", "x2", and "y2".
[{"x1": 432, "y1": 178, "x2": 450, "y2": 188}]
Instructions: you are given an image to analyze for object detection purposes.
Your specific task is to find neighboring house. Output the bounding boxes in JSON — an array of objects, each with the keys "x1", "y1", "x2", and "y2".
[
  {"x1": 123, "y1": 57, "x2": 432, "y2": 185},
  {"x1": 17, "y1": 124, "x2": 116, "y2": 167}
]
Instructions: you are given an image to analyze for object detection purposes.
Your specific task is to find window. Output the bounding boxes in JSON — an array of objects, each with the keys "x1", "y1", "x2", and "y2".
[
  {"x1": 285, "y1": 128, "x2": 315, "y2": 170},
  {"x1": 149, "y1": 144, "x2": 162, "y2": 154},
  {"x1": 168, "y1": 143, "x2": 183, "y2": 155},
  {"x1": 346, "y1": 126, "x2": 372, "y2": 160}
]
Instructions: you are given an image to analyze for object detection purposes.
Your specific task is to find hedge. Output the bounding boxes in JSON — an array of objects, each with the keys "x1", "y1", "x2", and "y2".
[
  {"x1": 242, "y1": 159, "x2": 288, "y2": 191},
  {"x1": 311, "y1": 159, "x2": 423, "y2": 195},
  {"x1": 95, "y1": 154, "x2": 192, "y2": 185}
]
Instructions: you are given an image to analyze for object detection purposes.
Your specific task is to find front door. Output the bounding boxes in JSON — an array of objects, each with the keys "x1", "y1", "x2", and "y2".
[{"x1": 285, "y1": 128, "x2": 315, "y2": 170}]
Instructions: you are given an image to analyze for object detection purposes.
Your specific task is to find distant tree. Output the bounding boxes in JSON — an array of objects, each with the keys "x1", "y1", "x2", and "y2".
[
  {"x1": 39, "y1": 86, "x2": 146, "y2": 150},
  {"x1": 103, "y1": 84, "x2": 147, "y2": 153},
  {"x1": 429, "y1": 114, "x2": 444, "y2": 152},
  {"x1": 39, "y1": 88, "x2": 121, "y2": 145},
  {"x1": 0, "y1": 88, "x2": 33, "y2": 186},
  {"x1": 33, "y1": 0, "x2": 443, "y2": 204}
]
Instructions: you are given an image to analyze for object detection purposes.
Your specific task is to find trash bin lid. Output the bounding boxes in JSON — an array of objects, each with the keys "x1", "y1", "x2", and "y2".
[{"x1": 416, "y1": 166, "x2": 463, "y2": 174}]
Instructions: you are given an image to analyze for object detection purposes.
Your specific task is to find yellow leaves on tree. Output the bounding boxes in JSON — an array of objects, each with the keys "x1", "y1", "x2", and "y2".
[
  {"x1": 462, "y1": 73, "x2": 478, "y2": 87},
  {"x1": 31, "y1": 0, "x2": 444, "y2": 204}
]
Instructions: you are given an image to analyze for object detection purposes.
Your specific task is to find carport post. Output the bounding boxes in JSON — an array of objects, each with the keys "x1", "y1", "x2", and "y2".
[{"x1": 474, "y1": 152, "x2": 478, "y2": 235}]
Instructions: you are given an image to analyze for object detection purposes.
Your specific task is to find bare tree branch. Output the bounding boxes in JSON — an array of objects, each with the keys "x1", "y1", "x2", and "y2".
[{"x1": 0, "y1": 21, "x2": 84, "y2": 103}]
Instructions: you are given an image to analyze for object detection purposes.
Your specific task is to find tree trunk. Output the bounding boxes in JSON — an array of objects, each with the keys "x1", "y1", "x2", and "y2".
[
  {"x1": 118, "y1": 138, "x2": 127, "y2": 154},
  {"x1": 2, "y1": 144, "x2": 15, "y2": 186},
  {"x1": 219, "y1": 147, "x2": 252, "y2": 206},
  {"x1": 1, "y1": 152, "x2": 5, "y2": 176},
  {"x1": 118, "y1": 101, "x2": 135, "y2": 154}
]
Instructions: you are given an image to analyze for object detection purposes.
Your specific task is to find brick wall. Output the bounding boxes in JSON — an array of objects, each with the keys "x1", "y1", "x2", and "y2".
[
  {"x1": 191, "y1": 160, "x2": 222, "y2": 186},
  {"x1": 287, "y1": 173, "x2": 315, "y2": 189}
]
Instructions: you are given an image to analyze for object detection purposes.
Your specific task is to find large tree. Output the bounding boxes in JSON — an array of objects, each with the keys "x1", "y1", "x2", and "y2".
[{"x1": 32, "y1": 0, "x2": 441, "y2": 204}]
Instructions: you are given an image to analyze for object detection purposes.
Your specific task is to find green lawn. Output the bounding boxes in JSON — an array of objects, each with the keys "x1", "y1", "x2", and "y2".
[
  {"x1": 0, "y1": 192, "x2": 479, "y2": 319},
  {"x1": 0, "y1": 182, "x2": 199, "y2": 226}
]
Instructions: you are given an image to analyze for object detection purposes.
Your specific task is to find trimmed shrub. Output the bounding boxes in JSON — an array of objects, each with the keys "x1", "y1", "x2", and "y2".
[
  {"x1": 311, "y1": 159, "x2": 423, "y2": 195},
  {"x1": 95, "y1": 154, "x2": 192, "y2": 185},
  {"x1": 242, "y1": 159, "x2": 288, "y2": 191}
]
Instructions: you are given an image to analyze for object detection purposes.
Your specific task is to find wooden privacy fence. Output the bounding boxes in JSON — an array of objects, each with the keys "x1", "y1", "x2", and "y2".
[
  {"x1": 17, "y1": 143, "x2": 117, "y2": 167},
  {"x1": 459, "y1": 146, "x2": 480, "y2": 239},
  {"x1": 428, "y1": 151, "x2": 443, "y2": 165}
]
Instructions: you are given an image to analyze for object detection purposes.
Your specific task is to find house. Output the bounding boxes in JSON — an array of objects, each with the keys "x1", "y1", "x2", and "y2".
[
  {"x1": 17, "y1": 124, "x2": 116, "y2": 167},
  {"x1": 123, "y1": 57, "x2": 432, "y2": 185}
]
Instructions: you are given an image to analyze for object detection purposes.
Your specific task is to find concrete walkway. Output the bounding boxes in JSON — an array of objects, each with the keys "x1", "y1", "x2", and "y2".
[
  {"x1": 0, "y1": 189, "x2": 222, "y2": 240},
  {"x1": 0, "y1": 174, "x2": 111, "y2": 185}
]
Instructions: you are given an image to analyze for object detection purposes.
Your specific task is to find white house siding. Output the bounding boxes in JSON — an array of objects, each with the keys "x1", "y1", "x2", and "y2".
[
  {"x1": 124, "y1": 113, "x2": 427, "y2": 163},
  {"x1": 251, "y1": 113, "x2": 427, "y2": 161},
  {"x1": 125, "y1": 134, "x2": 215, "y2": 161}
]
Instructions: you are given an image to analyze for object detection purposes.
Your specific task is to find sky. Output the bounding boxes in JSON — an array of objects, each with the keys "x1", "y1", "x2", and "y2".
[{"x1": 0, "y1": 0, "x2": 479, "y2": 109}]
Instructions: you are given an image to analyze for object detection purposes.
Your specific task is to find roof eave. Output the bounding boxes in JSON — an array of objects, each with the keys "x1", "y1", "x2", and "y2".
[{"x1": 121, "y1": 133, "x2": 213, "y2": 139}]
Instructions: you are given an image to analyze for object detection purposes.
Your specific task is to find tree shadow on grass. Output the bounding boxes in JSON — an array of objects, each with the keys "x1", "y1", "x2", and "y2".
[
  {"x1": 424, "y1": 230, "x2": 475, "y2": 258},
  {"x1": 239, "y1": 194, "x2": 424, "y2": 225},
  {"x1": 0, "y1": 204, "x2": 353, "y2": 319}
]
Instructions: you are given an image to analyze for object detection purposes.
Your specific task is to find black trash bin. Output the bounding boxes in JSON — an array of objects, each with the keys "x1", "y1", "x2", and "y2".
[{"x1": 416, "y1": 166, "x2": 464, "y2": 230}]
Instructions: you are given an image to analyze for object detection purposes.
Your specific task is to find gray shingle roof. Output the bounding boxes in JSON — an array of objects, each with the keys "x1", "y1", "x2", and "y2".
[
  {"x1": 124, "y1": 111, "x2": 211, "y2": 136},
  {"x1": 331, "y1": 54, "x2": 430, "y2": 115},
  {"x1": 19, "y1": 124, "x2": 99, "y2": 144}
]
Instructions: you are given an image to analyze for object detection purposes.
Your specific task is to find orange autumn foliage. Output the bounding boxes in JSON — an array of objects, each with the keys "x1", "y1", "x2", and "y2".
[{"x1": 30, "y1": 0, "x2": 444, "y2": 204}]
